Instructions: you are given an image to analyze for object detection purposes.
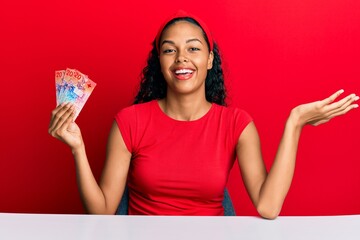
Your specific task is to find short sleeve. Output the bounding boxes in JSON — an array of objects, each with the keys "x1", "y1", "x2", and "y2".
[
  {"x1": 114, "y1": 106, "x2": 136, "y2": 154},
  {"x1": 233, "y1": 108, "x2": 253, "y2": 142}
]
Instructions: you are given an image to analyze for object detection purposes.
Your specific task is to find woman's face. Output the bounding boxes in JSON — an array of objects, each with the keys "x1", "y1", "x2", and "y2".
[{"x1": 159, "y1": 21, "x2": 214, "y2": 97}]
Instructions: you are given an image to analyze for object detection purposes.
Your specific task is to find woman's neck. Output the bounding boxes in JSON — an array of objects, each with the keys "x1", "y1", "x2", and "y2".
[{"x1": 158, "y1": 94, "x2": 212, "y2": 121}]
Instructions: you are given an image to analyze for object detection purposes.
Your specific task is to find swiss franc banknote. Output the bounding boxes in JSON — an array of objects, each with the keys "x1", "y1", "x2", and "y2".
[{"x1": 55, "y1": 68, "x2": 96, "y2": 120}]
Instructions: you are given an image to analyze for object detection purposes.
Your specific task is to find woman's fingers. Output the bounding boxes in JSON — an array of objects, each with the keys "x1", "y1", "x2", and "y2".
[
  {"x1": 320, "y1": 89, "x2": 344, "y2": 106},
  {"x1": 55, "y1": 105, "x2": 75, "y2": 131},
  {"x1": 48, "y1": 103, "x2": 83, "y2": 149},
  {"x1": 49, "y1": 103, "x2": 69, "y2": 130},
  {"x1": 49, "y1": 103, "x2": 75, "y2": 137},
  {"x1": 50, "y1": 102, "x2": 72, "y2": 123},
  {"x1": 298, "y1": 89, "x2": 358, "y2": 127},
  {"x1": 58, "y1": 109, "x2": 76, "y2": 135},
  {"x1": 49, "y1": 102, "x2": 67, "y2": 128},
  {"x1": 308, "y1": 92, "x2": 358, "y2": 126},
  {"x1": 326, "y1": 102, "x2": 358, "y2": 120},
  {"x1": 325, "y1": 94, "x2": 358, "y2": 115}
]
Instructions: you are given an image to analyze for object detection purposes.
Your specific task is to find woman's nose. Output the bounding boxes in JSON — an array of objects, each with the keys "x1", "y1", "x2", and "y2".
[{"x1": 175, "y1": 51, "x2": 188, "y2": 63}]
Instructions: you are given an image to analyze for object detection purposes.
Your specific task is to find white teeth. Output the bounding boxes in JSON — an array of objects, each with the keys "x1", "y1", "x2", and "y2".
[{"x1": 175, "y1": 69, "x2": 193, "y2": 74}]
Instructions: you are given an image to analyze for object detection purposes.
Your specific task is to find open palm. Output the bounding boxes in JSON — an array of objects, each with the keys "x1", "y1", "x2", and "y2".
[{"x1": 293, "y1": 90, "x2": 358, "y2": 127}]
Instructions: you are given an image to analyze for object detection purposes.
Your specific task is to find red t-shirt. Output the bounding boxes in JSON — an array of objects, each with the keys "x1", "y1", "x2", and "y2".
[{"x1": 115, "y1": 100, "x2": 252, "y2": 215}]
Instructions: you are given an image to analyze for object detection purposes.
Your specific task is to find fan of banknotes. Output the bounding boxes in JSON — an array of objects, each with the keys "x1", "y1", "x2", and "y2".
[{"x1": 55, "y1": 68, "x2": 96, "y2": 120}]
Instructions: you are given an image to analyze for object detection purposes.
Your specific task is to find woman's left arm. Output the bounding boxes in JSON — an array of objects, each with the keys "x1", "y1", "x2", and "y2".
[{"x1": 236, "y1": 90, "x2": 358, "y2": 219}]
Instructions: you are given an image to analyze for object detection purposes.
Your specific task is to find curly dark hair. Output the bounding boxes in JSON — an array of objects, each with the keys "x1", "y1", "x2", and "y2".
[{"x1": 134, "y1": 17, "x2": 227, "y2": 106}]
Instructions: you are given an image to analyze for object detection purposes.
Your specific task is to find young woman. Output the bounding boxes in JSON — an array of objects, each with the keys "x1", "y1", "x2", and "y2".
[{"x1": 48, "y1": 11, "x2": 358, "y2": 218}]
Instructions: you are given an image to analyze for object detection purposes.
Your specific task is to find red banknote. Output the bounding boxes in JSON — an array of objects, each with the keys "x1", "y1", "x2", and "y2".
[{"x1": 55, "y1": 68, "x2": 96, "y2": 120}]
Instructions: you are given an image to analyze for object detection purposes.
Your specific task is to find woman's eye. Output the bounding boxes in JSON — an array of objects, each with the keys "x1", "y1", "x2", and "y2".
[
  {"x1": 189, "y1": 47, "x2": 200, "y2": 51},
  {"x1": 163, "y1": 49, "x2": 175, "y2": 53}
]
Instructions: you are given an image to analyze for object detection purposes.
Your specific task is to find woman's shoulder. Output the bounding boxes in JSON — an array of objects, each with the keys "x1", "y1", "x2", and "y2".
[
  {"x1": 212, "y1": 104, "x2": 253, "y2": 139},
  {"x1": 116, "y1": 100, "x2": 156, "y2": 116},
  {"x1": 213, "y1": 104, "x2": 252, "y2": 121},
  {"x1": 118, "y1": 100, "x2": 156, "y2": 114}
]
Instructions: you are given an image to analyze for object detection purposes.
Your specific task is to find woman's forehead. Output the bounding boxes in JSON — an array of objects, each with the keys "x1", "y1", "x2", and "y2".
[{"x1": 160, "y1": 21, "x2": 205, "y2": 41}]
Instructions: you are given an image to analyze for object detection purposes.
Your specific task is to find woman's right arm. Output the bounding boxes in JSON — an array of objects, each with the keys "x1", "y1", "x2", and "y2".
[{"x1": 48, "y1": 103, "x2": 131, "y2": 214}]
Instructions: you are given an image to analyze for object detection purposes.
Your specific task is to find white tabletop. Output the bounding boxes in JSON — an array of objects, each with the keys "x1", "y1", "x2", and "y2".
[{"x1": 0, "y1": 213, "x2": 359, "y2": 240}]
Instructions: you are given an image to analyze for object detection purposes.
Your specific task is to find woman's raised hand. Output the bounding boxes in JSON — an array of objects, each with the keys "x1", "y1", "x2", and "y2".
[
  {"x1": 291, "y1": 89, "x2": 359, "y2": 127},
  {"x1": 48, "y1": 103, "x2": 84, "y2": 151}
]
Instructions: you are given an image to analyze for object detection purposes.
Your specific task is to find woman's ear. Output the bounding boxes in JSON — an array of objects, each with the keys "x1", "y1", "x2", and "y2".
[{"x1": 207, "y1": 51, "x2": 214, "y2": 70}]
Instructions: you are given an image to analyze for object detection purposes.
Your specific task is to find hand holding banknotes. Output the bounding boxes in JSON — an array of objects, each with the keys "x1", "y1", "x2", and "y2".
[
  {"x1": 54, "y1": 68, "x2": 96, "y2": 120},
  {"x1": 49, "y1": 68, "x2": 96, "y2": 151},
  {"x1": 49, "y1": 102, "x2": 84, "y2": 151}
]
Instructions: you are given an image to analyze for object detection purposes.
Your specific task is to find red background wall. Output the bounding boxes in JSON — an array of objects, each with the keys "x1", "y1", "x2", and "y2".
[{"x1": 1, "y1": 0, "x2": 359, "y2": 215}]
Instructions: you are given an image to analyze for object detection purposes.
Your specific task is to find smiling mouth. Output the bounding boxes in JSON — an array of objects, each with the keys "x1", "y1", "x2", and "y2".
[
  {"x1": 173, "y1": 69, "x2": 195, "y2": 80},
  {"x1": 174, "y1": 69, "x2": 194, "y2": 75}
]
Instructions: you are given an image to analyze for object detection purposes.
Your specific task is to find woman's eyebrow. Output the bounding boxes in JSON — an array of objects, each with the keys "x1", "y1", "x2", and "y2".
[
  {"x1": 186, "y1": 38, "x2": 203, "y2": 45},
  {"x1": 161, "y1": 40, "x2": 175, "y2": 47},
  {"x1": 161, "y1": 38, "x2": 203, "y2": 47}
]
